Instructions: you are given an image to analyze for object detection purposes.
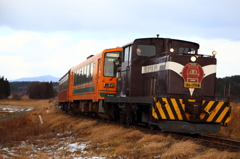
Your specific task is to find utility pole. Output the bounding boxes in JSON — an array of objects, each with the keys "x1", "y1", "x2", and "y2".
[
  {"x1": 224, "y1": 84, "x2": 226, "y2": 96},
  {"x1": 228, "y1": 84, "x2": 231, "y2": 97}
]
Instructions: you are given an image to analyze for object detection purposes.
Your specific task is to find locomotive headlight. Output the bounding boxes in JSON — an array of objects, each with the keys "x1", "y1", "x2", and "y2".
[
  {"x1": 212, "y1": 51, "x2": 217, "y2": 56},
  {"x1": 190, "y1": 56, "x2": 197, "y2": 62},
  {"x1": 170, "y1": 48, "x2": 174, "y2": 53}
]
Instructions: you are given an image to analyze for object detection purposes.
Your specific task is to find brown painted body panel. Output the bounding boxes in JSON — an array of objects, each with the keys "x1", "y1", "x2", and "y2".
[
  {"x1": 58, "y1": 71, "x2": 70, "y2": 103},
  {"x1": 118, "y1": 38, "x2": 216, "y2": 99},
  {"x1": 167, "y1": 55, "x2": 216, "y2": 99},
  {"x1": 58, "y1": 91, "x2": 68, "y2": 102}
]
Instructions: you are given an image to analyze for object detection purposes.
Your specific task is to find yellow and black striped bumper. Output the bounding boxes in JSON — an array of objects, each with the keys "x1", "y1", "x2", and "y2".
[{"x1": 152, "y1": 97, "x2": 231, "y2": 124}]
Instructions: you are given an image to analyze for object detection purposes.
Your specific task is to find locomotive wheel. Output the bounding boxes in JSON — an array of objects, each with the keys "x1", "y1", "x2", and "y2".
[
  {"x1": 120, "y1": 113, "x2": 126, "y2": 124},
  {"x1": 149, "y1": 123, "x2": 157, "y2": 130},
  {"x1": 126, "y1": 117, "x2": 132, "y2": 125},
  {"x1": 64, "y1": 104, "x2": 68, "y2": 112},
  {"x1": 59, "y1": 104, "x2": 63, "y2": 111}
]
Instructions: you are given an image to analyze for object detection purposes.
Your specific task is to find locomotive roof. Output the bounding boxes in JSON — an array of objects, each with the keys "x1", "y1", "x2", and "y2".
[{"x1": 122, "y1": 37, "x2": 200, "y2": 48}]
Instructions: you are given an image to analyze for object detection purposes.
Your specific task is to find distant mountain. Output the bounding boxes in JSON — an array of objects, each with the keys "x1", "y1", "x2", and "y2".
[{"x1": 10, "y1": 75, "x2": 59, "y2": 82}]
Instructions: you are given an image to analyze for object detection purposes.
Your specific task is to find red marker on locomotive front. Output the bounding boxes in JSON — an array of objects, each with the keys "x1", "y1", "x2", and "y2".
[{"x1": 182, "y1": 63, "x2": 204, "y2": 88}]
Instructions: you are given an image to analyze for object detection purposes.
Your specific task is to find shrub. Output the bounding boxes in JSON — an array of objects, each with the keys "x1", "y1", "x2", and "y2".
[{"x1": 12, "y1": 93, "x2": 22, "y2": 100}]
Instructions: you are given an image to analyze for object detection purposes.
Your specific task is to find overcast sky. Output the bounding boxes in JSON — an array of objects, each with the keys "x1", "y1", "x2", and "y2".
[{"x1": 0, "y1": 0, "x2": 240, "y2": 80}]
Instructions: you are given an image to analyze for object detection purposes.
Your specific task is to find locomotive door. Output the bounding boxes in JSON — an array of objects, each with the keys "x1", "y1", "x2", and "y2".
[
  {"x1": 96, "y1": 58, "x2": 101, "y2": 100},
  {"x1": 119, "y1": 45, "x2": 132, "y2": 97}
]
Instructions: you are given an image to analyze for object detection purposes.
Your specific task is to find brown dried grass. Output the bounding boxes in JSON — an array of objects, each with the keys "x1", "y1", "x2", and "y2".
[
  {"x1": 219, "y1": 102, "x2": 240, "y2": 139},
  {"x1": 0, "y1": 111, "x2": 13, "y2": 118},
  {"x1": 193, "y1": 149, "x2": 235, "y2": 159},
  {"x1": 162, "y1": 140, "x2": 200, "y2": 158},
  {"x1": 0, "y1": 95, "x2": 53, "y2": 108},
  {"x1": 0, "y1": 98, "x2": 239, "y2": 158},
  {"x1": 0, "y1": 104, "x2": 53, "y2": 143}
]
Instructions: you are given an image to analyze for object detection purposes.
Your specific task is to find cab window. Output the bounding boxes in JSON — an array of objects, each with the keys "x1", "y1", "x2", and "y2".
[
  {"x1": 123, "y1": 45, "x2": 132, "y2": 62},
  {"x1": 136, "y1": 45, "x2": 156, "y2": 57},
  {"x1": 178, "y1": 47, "x2": 195, "y2": 54},
  {"x1": 104, "y1": 52, "x2": 120, "y2": 77},
  {"x1": 124, "y1": 47, "x2": 129, "y2": 62}
]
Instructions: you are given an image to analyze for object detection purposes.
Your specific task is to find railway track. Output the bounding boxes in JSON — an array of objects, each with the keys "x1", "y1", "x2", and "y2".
[
  {"x1": 0, "y1": 110, "x2": 31, "y2": 123},
  {"x1": 153, "y1": 132, "x2": 240, "y2": 152},
  {"x1": 197, "y1": 135, "x2": 240, "y2": 151},
  {"x1": 139, "y1": 128, "x2": 240, "y2": 151}
]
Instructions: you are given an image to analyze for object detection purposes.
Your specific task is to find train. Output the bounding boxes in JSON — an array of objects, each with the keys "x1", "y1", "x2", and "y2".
[{"x1": 58, "y1": 36, "x2": 231, "y2": 134}]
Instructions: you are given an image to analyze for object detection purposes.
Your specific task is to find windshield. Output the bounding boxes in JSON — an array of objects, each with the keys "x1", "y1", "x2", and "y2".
[{"x1": 104, "y1": 52, "x2": 120, "y2": 77}]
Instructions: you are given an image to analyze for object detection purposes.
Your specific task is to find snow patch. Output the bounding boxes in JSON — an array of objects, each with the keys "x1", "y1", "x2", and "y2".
[{"x1": 0, "y1": 133, "x2": 108, "y2": 158}]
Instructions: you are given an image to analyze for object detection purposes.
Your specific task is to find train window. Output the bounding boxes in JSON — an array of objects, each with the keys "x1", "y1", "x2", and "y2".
[
  {"x1": 88, "y1": 64, "x2": 91, "y2": 82},
  {"x1": 178, "y1": 47, "x2": 196, "y2": 54},
  {"x1": 90, "y1": 62, "x2": 94, "y2": 81},
  {"x1": 75, "y1": 70, "x2": 77, "y2": 85},
  {"x1": 79, "y1": 68, "x2": 82, "y2": 85},
  {"x1": 77, "y1": 69, "x2": 80, "y2": 85},
  {"x1": 59, "y1": 74, "x2": 69, "y2": 92},
  {"x1": 87, "y1": 63, "x2": 92, "y2": 82},
  {"x1": 76, "y1": 71, "x2": 78, "y2": 85},
  {"x1": 83, "y1": 66, "x2": 87, "y2": 84},
  {"x1": 104, "y1": 52, "x2": 120, "y2": 77},
  {"x1": 73, "y1": 62, "x2": 94, "y2": 86},
  {"x1": 74, "y1": 71, "x2": 77, "y2": 86},
  {"x1": 137, "y1": 45, "x2": 156, "y2": 57},
  {"x1": 129, "y1": 46, "x2": 132, "y2": 61},
  {"x1": 124, "y1": 47, "x2": 129, "y2": 62},
  {"x1": 86, "y1": 64, "x2": 89, "y2": 82}
]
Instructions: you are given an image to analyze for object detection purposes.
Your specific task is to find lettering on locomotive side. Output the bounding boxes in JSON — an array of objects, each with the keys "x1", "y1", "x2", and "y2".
[{"x1": 142, "y1": 63, "x2": 166, "y2": 74}]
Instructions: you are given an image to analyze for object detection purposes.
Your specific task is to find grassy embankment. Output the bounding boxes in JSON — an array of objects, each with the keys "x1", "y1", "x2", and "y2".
[
  {"x1": 0, "y1": 97, "x2": 239, "y2": 158},
  {"x1": 219, "y1": 102, "x2": 240, "y2": 139}
]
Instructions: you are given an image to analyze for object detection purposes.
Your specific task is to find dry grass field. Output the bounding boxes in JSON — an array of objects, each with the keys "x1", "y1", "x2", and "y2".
[
  {"x1": 219, "y1": 102, "x2": 240, "y2": 140},
  {"x1": 0, "y1": 97, "x2": 239, "y2": 158}
]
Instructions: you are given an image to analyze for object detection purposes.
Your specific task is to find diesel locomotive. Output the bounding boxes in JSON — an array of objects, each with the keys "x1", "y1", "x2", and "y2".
[{"x1": 58, "y1": 37, "x2": 231, "y2": 134}]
